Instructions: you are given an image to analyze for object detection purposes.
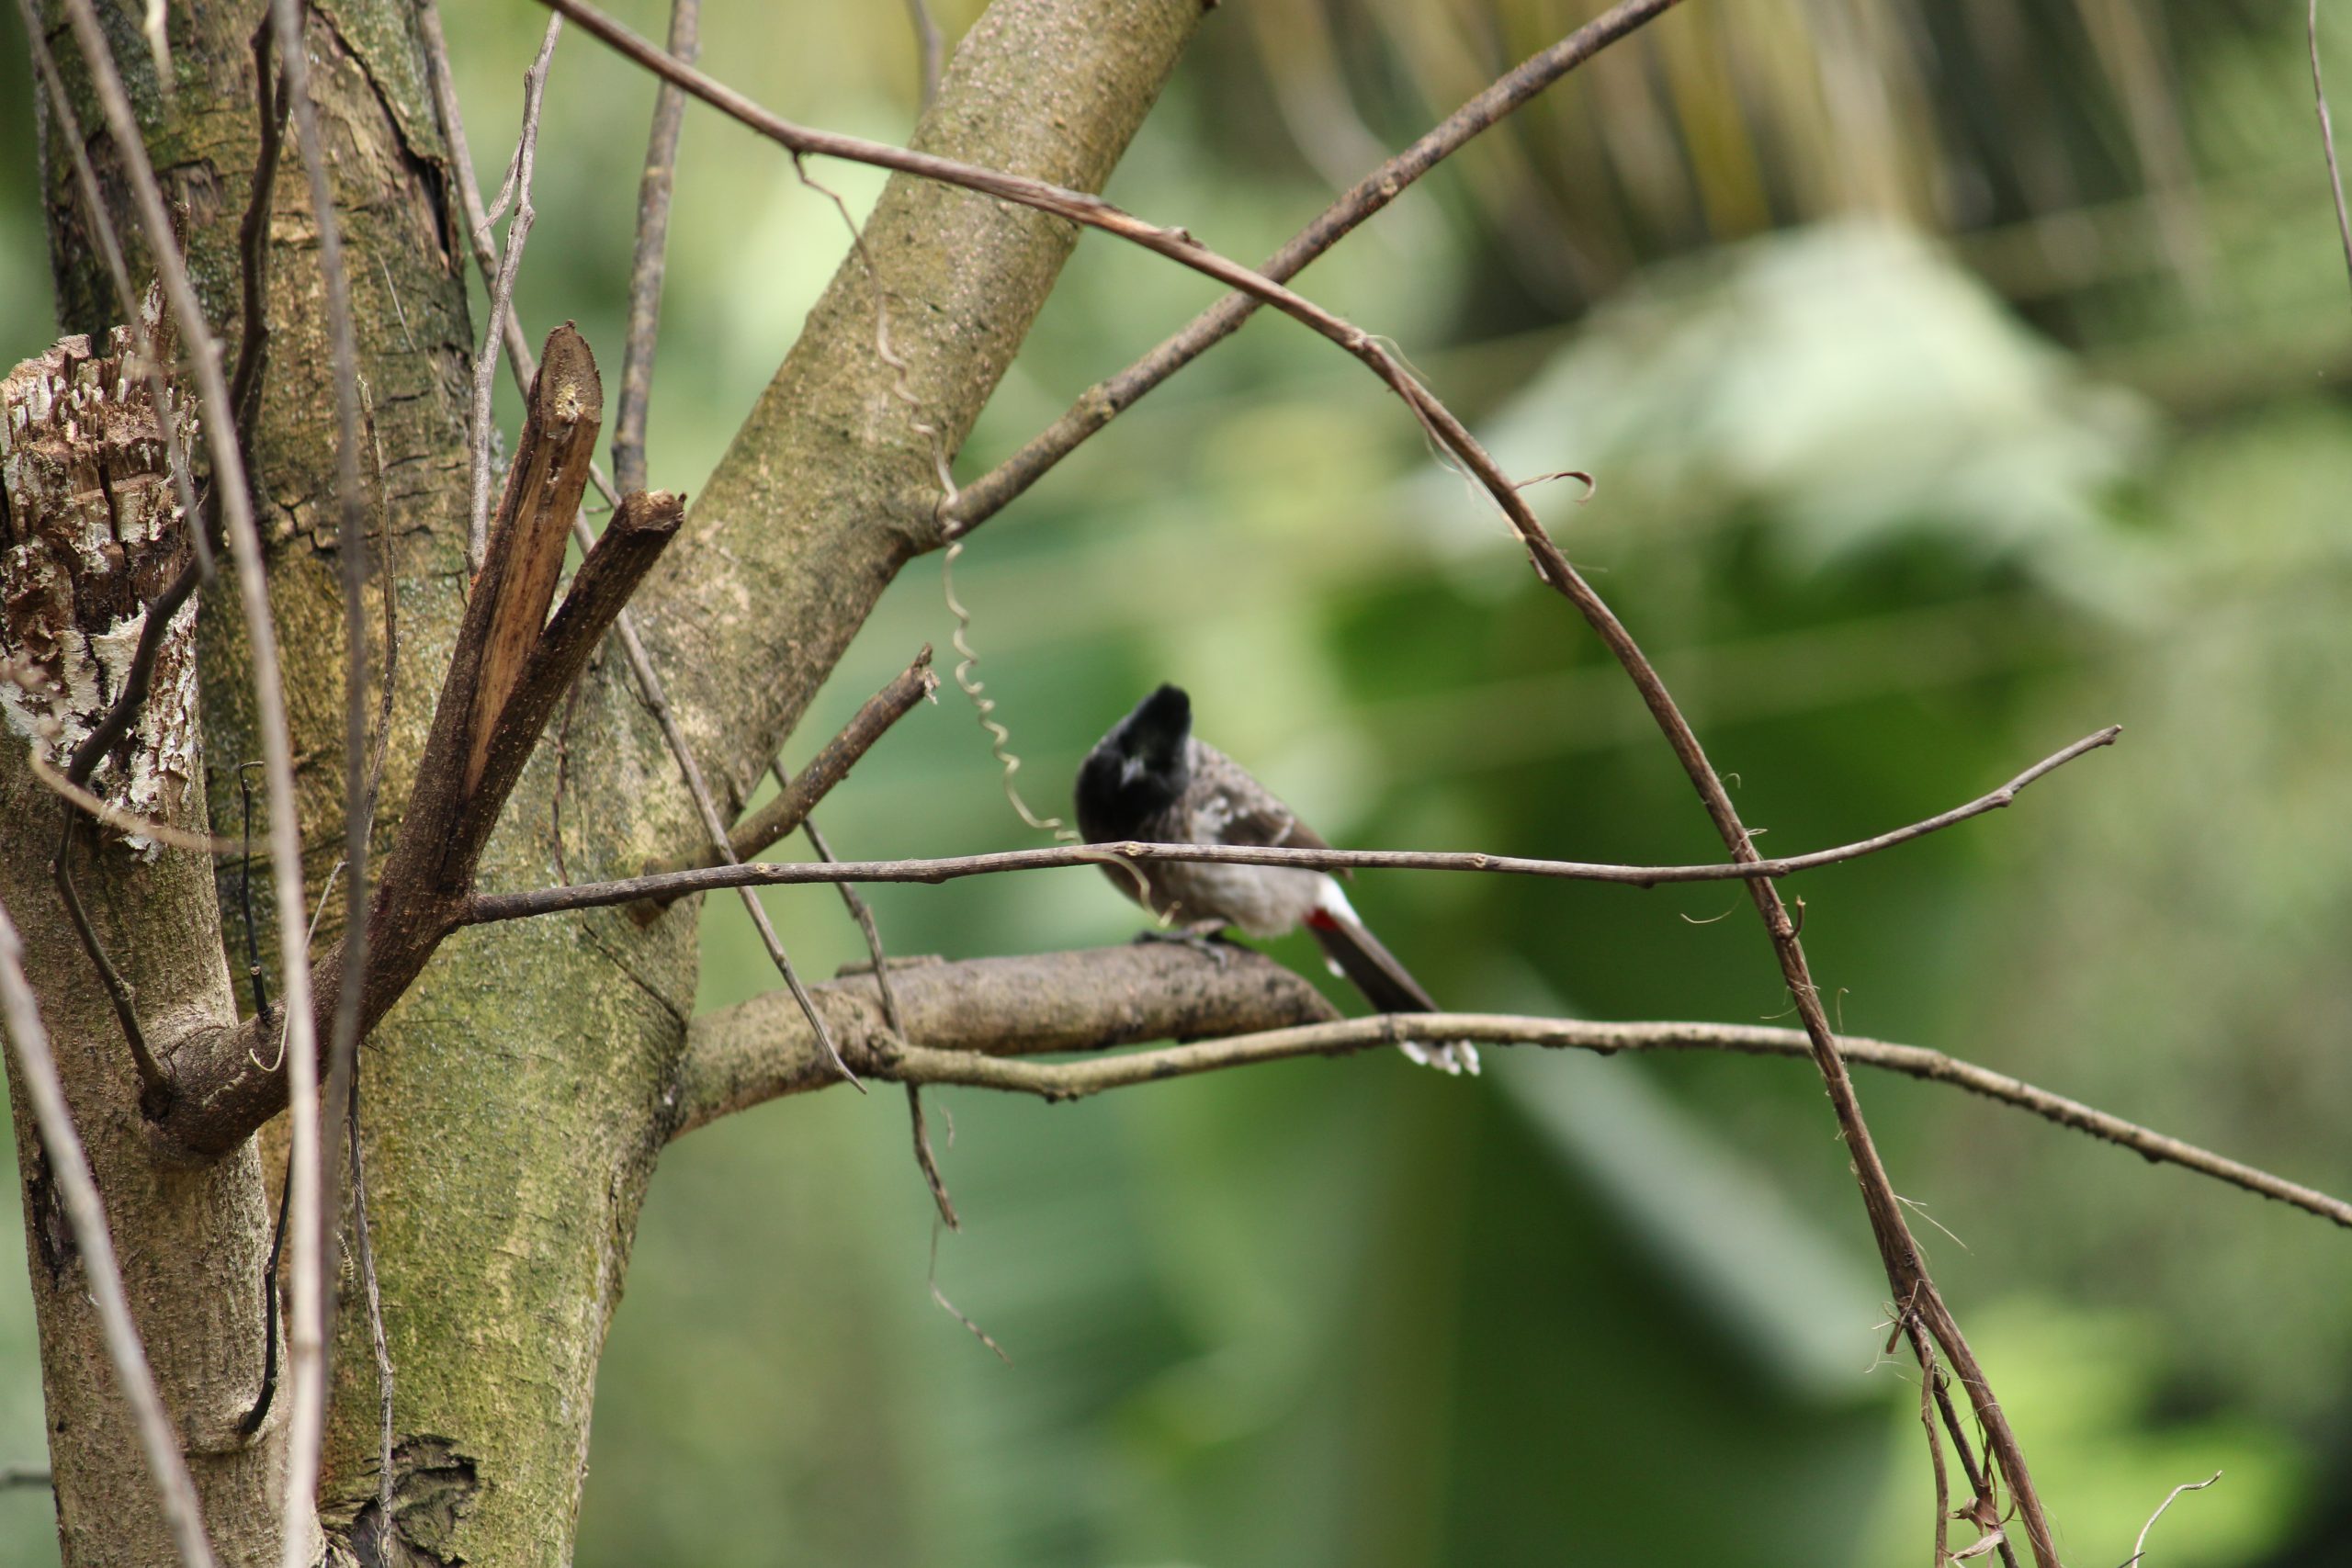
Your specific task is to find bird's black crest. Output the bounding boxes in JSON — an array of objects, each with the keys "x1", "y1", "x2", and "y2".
[{"x1": 1074, "y1": 683, "x2": 1193, "y2": 838}]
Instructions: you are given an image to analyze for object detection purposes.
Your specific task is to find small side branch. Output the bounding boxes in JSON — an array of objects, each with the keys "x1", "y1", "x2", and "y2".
[
  {"x1": 636, "y1": 646, "x2": 937, "y2": 899},
  {"x1": 614, "y1": 0, "x2": 699, "y2": 495},
  {"x1": 472, "y1": 723, "x2": 2118, "y2": 924},
  {"x1": 674, "y1": 956, "x2": 2352, "y2": 1228},
  {"x1": 945, "y1": 0, "x2": 1691, "y2": 534},
  {"x1": 0, "y1": 902, "x2": 218, "y2": 1568}
]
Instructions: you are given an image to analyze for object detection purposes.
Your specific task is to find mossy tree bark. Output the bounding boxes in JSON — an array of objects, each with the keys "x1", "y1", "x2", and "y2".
[{"x1": 6, "y1": 0, "x2": 1208, "y2": 1562}]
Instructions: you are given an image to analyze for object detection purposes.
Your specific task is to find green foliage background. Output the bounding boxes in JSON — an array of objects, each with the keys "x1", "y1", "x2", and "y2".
[{"x1": 3, "y1": 1, "x2": 2349, "y2": 1562}]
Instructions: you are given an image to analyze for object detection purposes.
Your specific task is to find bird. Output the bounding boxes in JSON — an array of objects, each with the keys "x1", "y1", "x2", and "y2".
[{"x1": 1073, "y1": 683, "x2": 1478, "y2": 1075}]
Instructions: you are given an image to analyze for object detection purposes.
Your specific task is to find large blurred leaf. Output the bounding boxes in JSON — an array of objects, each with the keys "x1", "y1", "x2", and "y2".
[{"x1": 1422, "y1": 221, "x2": 2156, "y2": 610}]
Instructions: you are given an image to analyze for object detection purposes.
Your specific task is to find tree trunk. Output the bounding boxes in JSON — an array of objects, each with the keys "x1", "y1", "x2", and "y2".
[{"x1": 11, "y1": 0, "x2": 1205, "y2": 1561}]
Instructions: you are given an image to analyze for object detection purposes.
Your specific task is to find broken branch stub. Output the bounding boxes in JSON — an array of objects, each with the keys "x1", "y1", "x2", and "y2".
[
  {"x1": 462, "y1": 323, "x2": 603, "y2": 799},
  {"x1": 1, "y1": 293, "x2": 202, "y2": 857},
  {"x1": 152, "y1": 327, "x2": 683, "y2": 1161}
]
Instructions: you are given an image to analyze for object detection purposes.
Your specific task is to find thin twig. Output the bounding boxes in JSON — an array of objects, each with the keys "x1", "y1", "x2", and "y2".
[
  {"x1": 464, "y1": 17, "x2": 563, "y2": 577},
  {"x1": 862, "y1": 1012, "x2": 2352, "y2": 1228},
  {"x1": 904, "y1": 0, "x2": 944, "y2": 114},
  {"x1": 0, "y1": 1466, "x2": 51, "y2": 1489},
  {"x1": 2311, "y1": 0, "x2": 2352, "y2": 300},
  {"x1": 614, "y1": 0, "x2": 698, "y2": 495},
  {"x1": 2121, "y1": 1471, "x2": 2221, "y2": 1566},
  {"x1": 257, "y1": 0, "x2": 372, "y2": 1545},
  {"x1": 612, "y1": 583, "x2": 858, "y2": 1088},
  {"x1": 346, "y1": 1076, "x2": 395, "y2": 1562},
  {"x1": 479, "y1": 723, "x2": 2119, "y2": 920},
  {"x1": 805, "y1": 816, "x2": 955, "y2": 1226},
  {"x1": 1928, "y1": 1361, "x2": 2021, "y2": 1568},
  {"x1": 642, "y1": 647, "x2": 935, "y2": 885},
  {"x1": 0, "y1": 901, "x2": 218, "y2": 1568},
  {"x1": 421, "y1": 0, "x2": 548, "y2": 440},
  {"x1": 945, "y1": 0, "x2": 1690, "y2": 533},
  {"x1": 232, "y1": 15, "x2": 290, "y2": 452},
  {"x1": 1914, "y1": 1329, "x2": 1951, "y2": 1568},
  {"x1": 31, "y1": 753, "x2": 243, "y2": 854},
  {"x1": 49, "y1": 817, "x2": 168, "y2": 1107},
  {"x1": 235, "y1": 1146, "x2": 292, "y2": 1438}
]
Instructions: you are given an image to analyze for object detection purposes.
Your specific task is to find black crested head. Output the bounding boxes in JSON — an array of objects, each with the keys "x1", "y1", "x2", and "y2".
[{"x1": 1074, "y1": 683, "x2": 1193, "y2": 840}]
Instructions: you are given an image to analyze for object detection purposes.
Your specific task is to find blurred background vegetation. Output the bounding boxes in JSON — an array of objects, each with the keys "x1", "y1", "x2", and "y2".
[{"x1": 5, "y1": 0, "x2": 2351, "y2": 1562}]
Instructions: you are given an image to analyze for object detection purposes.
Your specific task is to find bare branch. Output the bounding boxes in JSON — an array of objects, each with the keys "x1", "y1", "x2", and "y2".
[
  {"x1": 475, "y1": 723, "x2": 2119, "y2": 923},
  {"x1": 842, "y1": 1000, "x2": 2352, "y2": 1229},
  {"x1": 615, "y1": 0, "x2": 700, "y2": 495},
  {"x1": 904, "y1": 0, "x2": 945, "y2": 114},
  {"x1": 254, "y1": 2, "x2": 376, "y2": 1540},
  {"x1": 2312, "y1": 0, "x2": 2352, "y2": 301},
  {"x1": 948, "y1": 0, "x2": 1691, "y2": 533},
  {"x1": 2123, "y1": 1471, "x2": 2222, "y2": 1566},
  {"x1": 0, "y1": 900, "x2": 217, "y2": 1568},
  {"x1": 465, "y1": 17, "x2": 563, "y2": 577},
  {"x1": 806, "y1": 818, "x2": 956, "y2": 1226},
  {"x1": 638, "y1": 647, "x2": 937, "y2": 897}
]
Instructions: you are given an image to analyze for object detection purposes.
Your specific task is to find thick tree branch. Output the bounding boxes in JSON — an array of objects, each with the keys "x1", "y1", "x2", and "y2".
[{"x1": 672, "y1": 943, "x2": 1340, "y2": 1136}]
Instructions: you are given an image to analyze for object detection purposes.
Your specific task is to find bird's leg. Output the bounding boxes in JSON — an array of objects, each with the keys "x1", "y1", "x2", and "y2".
[{"x1": 1131, "y1": 918, "x2": 1235, "y2": 967}]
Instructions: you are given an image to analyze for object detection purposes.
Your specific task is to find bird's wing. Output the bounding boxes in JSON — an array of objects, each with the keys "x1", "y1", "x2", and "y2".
[{"x1": 1185, "y1": 741, "x2": 1328, "y2": 852}]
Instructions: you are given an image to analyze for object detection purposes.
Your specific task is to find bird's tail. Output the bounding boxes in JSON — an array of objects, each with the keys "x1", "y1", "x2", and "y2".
[{"x1": 1306, "y1": 885, "x2": 1480, "y2": 1076}]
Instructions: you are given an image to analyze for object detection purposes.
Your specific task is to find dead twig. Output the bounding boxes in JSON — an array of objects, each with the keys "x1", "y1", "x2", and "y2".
[
  {"x1": 2311, "y1": 0, "x2": 2352, "y2": 301},
  {"x1": 479, "y1": 723, "x2": 2119, "y2": 922},
  {"x1": 346, "y1": 1075, "x2": 396, "y2": 1562},
  {"x1": 257, "y1": 0, "x2": 375, "y2": 1540},
  {"x1": 2120, "y1": 1471, "x2": 2222, "y2": 1567},
  {"x1": 464, "y1": 17, "x2": 563, "y2": 577},
  {"x1": 904, "y1": 0, "x2": 944, "y2": 115},
  {"x1": 615, "y1": 0, "x2": 699, "y2": 495},
  {"x1": 945, "y1": 0, "x2": 1690, "y2": 534},
  {"x1": 638, "y1": 648, "x2": 936, "y2": 894},
  {"x1": 805, "y1": 817, "x2": 955, "y2": 1226},
  {"x1": 0, "y1": 901, "x2": 218, "y2": 1568},
  {"x1": 907, "y1": 1017, "x2": 2352, "y2": 1228},
  {"x1": 415, "y1": 1, "x2": 853, "y2": 1097}
]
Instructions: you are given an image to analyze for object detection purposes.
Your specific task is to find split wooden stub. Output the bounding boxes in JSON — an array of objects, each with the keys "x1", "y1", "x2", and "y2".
[{"x1": 464, "y1": 323, "x2": 602, "y2": 795}]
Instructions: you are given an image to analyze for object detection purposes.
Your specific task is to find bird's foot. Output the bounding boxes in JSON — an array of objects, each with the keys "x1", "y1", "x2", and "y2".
[{"x1": 1132, "y1": 919, "x2": 1235, "y2": 966}]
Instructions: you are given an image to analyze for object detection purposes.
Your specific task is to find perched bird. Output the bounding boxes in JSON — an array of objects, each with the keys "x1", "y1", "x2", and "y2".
[{"x1": 1074, "y1": 683, "x2": 1478, "y2": 1075}]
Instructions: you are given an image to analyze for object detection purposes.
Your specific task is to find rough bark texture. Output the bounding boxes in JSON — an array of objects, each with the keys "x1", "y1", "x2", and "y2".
[
  {"x1": 1, "y1": 295, "x2": 293, "y2": 1566},
  {"x1": 13, "y1": 0, "x2": 1209, "y2": 1562},
  {"x1": 677, "y1": 944, "x2": 1342, "y2": 1134}
]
